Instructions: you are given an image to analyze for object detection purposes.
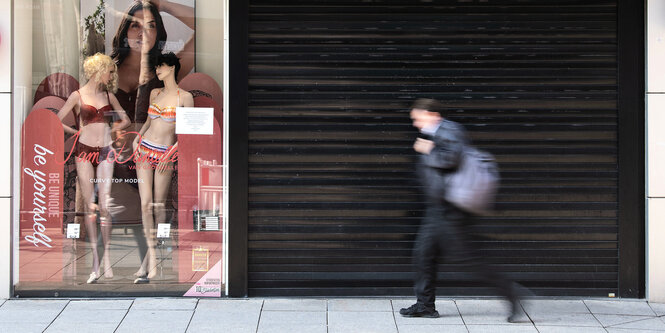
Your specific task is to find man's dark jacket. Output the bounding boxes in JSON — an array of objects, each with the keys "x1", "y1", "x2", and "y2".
[{"x1": 417, "y1": 119, "x2": 470, "y2": 202}]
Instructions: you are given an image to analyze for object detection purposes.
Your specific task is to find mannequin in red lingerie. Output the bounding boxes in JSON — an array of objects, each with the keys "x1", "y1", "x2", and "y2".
[{"x1": 57, "y1": 53, "x2": 130, "y2": 283}]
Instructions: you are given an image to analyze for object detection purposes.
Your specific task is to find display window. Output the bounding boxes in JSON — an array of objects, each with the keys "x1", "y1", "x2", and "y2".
[{"x1": 13, "y1": 0, "x2": 227, "y2": 297}]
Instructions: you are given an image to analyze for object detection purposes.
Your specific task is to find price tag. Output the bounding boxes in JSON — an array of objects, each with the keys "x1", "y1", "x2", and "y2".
[
  {"x1": 157, "y1": 223, "x2": 171, "y2": 238},
  {"x1": 66, "y1": 224, "x2": 80, "y2": 239}
]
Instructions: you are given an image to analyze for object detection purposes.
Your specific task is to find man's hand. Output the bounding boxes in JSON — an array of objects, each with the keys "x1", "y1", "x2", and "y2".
[{"x1": 413, "y1": 138, "x2": 434, "y2": 154}]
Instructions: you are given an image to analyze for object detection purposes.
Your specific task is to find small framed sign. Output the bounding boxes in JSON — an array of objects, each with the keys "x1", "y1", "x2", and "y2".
[
  {"x1": 157, "y1": 223, "x2": 171, "y2": 238},
  {"x1": 66, "y1": 223, "x2": 80, "y2": 239}
]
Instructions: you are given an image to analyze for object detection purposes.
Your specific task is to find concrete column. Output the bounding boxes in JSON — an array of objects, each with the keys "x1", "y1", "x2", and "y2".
[
  {"x1": 0, "y1": 0, "x2": 11, "y2": 299},
  {"x1": 647, "y1": 0, "x2": 665, "y2": 303}
]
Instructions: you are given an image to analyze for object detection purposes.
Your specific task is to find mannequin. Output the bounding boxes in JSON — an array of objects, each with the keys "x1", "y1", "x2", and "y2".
[
  {"x1": 133, "y1": 52, "x2": 193, "y2": 283},
  {"x1": 57, "y1": 53, "x2": 130, "y2": 283}
]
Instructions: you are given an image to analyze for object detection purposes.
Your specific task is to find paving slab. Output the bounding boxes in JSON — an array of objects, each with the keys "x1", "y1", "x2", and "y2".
[
  {"x1": 536, "y1": 326, "x2": 609, "y2": 333},
  {"x1": 0, "y1": 322, "x2": 51, "y2": 333},
  {"x1": 186, "y1": 311, "x2": 260, "y2": 333},
  {"x1": 115, "y1": 310, "x2": 193, "y2": 333},
  {"x1": 650, "y1": 302, "x2": 665, "y2": 316},
  {"x1": 64, "y1": 299, "x2": 133, "y2": 310},
  {"x1": 456, "y1": 299, "x2": 528, "y2": 325},
  {"x1": 259, "y1": 310, "x2": 326, "y2": 326},
  {"x1": 595, "y1": 314, "x2": 656, "y2": 327},
  {"x1": 610, "y1": 317, "x2": 665, "y2": 330},
  {"x1": 257, "y1": 323, "x2": 327, "y2": 333},
  {"x1": 131, "y1": 298, "x2": 198, "y2": 310},
  {"x1": 328, "y1": 298, "x2": 392, "y2": 312},
  {"x1": 44, "y1": 321, "x2": 120, "y2": 333},
  {"x1": 0, "y1": 300, "x2": 68, "y2": 323},
  {"x1": 262, "y1": 298, "x2": 326, "y2": 312},
  {"x1": 521, "y1": 299, "x2": 590, "y2": 315},
  {"x1": 397, "y1": 324, "x2": 468, "y2": 333},
  {"x1": 328, "y1": 311, "x2": 397, "y2": 333},
  {"x1": 196, "y1": 299, "x2": 263, "y2": 313},
  {"x1": 606, "y1": 328, "x2": 665, "y2": 333},
  {"x1": 528, "y1": 312, "x2": 603, "y2": 327},
  {"x1": 51, "y1": 308, "x2": 127, "y2": 323},
  {"x1": 466, "y1": 324, "x2": 539, "y2": 333},
  {"x1": 585, "y1": 300, "x2": 656, "y2": 316}
]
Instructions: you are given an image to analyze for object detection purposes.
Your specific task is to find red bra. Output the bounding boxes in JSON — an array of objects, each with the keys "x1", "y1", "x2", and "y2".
[{"x1": 78, "y1": 90, "x2": 112, "y2": 126}]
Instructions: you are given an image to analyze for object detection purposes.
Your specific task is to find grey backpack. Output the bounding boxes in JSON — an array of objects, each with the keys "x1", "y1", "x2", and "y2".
[{"x1": 444, "y1": 147, "x2": 499, "y2": 215}]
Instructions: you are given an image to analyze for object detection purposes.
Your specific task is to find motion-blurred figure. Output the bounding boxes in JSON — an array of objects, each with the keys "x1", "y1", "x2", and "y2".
[{"x1": 399, "y1": 98, "x2": 521, "y2": 322}]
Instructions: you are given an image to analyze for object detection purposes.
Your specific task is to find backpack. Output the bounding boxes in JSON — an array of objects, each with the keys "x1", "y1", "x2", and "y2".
[{"x1": 444, "y1": 147, "x2": 499, "y2": 215}]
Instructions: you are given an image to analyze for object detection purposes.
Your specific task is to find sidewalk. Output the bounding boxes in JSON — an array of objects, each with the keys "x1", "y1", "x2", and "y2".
[{"x1": 0, "y1": 297, "x2": 663, "y2": 333}]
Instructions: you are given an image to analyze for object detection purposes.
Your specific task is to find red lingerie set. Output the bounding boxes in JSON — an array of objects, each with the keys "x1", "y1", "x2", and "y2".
[{"x1": 75, "y1": 91, "x2": 113, "y2": 168}]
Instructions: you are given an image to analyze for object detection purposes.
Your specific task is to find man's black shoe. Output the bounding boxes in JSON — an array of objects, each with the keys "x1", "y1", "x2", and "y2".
[{"x1": 399, "y1": 303, "x2": 440, "y2": 318}]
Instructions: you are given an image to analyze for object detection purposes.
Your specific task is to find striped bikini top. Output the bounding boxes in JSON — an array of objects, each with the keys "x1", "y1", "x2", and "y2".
[{"x1": 148, "y1": 89, "x2": 179, "y2": 123}]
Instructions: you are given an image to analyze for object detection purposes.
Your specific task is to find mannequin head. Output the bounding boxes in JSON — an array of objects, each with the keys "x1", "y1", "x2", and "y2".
[
  {"x1": 84, "y1": 53, "x2": 118, "y2": 93},
  {"x1": 155, "y1": 52, "x2": 181, "y2": 81}
]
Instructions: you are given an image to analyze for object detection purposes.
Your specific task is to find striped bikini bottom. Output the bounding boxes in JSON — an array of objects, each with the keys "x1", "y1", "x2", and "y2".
[{"x1": 137, "y1": 138, "x2": 172, "y2": 167}]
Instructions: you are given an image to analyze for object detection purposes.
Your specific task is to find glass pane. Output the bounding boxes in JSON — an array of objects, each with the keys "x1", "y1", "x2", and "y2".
[{"x1": 14, "y1": 0, "x2": 226, "y2": 297}]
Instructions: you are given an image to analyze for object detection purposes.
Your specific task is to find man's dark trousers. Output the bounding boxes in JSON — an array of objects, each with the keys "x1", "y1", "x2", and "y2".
[{"x1": 413, "y1": 199, "x2": 517, "y2": 308}]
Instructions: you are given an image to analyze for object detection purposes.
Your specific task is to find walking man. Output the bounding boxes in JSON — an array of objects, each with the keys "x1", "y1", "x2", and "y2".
[{"x1": 399, "y1": 98, "x2": 521, "y2": 322}]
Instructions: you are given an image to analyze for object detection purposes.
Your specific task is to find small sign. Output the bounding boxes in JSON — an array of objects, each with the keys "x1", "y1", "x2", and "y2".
[
  {"x1": 183, "y1": 260, "x2": 223, "y2": 298},
  {"x1": 66, "y1": 224, "x2": 80, "y2": 239},
  {"x1": 204, "y1": 216, "x2": 219, "y2": 231},
  {"x1": 157, "y1": 223, "x2": 171, "y2": 238},
  {"x1": 176, "y1": 107, "x2": 214, "y2": 135},
  {"x1": 192, "y1": 247, "x2": 209, "y2": 272}
]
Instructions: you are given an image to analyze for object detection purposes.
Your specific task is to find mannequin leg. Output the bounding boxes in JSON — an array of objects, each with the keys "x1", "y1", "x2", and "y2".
[
  {"x1": 76, "y1": 160, "x2": 100, "y2": 283},
  {"x1": 135, "y1": 161, "x2": 156, "y2": 279},
  {"x1": 150, "y1": 163, "x2": 175, "y2": 278},
  {"x1": 97, "y1": 159, "x2": 114, "y2": 278}
]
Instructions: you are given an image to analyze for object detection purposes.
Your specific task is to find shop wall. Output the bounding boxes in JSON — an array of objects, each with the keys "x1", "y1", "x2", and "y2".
[
  {"x1": 647, "y1": 0, "x2": 665, "y2": 303},
  {"x1": 0, "y1": 0, "x2": 11, "y2": 299}
]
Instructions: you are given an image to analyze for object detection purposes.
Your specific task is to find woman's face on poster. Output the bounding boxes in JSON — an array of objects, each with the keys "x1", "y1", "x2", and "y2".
[{"x1": 126, "y1": 9, "x2": 157, "y2": 52}]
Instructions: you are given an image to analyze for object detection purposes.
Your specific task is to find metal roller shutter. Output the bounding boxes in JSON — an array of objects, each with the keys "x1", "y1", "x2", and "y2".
[{"x1": 247, "y1": 0, "x2": 618, "y2": 296}]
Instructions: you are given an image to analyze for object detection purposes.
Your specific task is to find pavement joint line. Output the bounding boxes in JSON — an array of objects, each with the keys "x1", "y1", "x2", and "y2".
[
  {"x1": 183, "y1": 299, "x2": 200, "y2": 333},
  {"x1": 42, "y1": 299, "x2": 70, "y2": 333},
  {"x1": 114, "y1": 298, "x2": 135, "y2": 333},
  {"x1": 583, "y1": 299, "x2": 607, "y2": 328},
  {"x1": 520, "y1": 299, "x2": 536, "y2": 326},
  {"x1": 604, "y1": 316, "x2": 663, "y2": 328},
  {"x1": 255, "y1": 299, "x2": 264, "y2": 333},
  {"x1": 453, "y1": 299, "x2": 470, "y2": 330},
  {"x1": 390, "y1": 300, "x2": 400, "y2": 333}
]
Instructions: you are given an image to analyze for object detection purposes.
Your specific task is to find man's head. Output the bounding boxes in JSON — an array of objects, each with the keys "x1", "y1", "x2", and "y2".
[{"x1": 410, "y1": 98, "x2": 443, "y2": 130}]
